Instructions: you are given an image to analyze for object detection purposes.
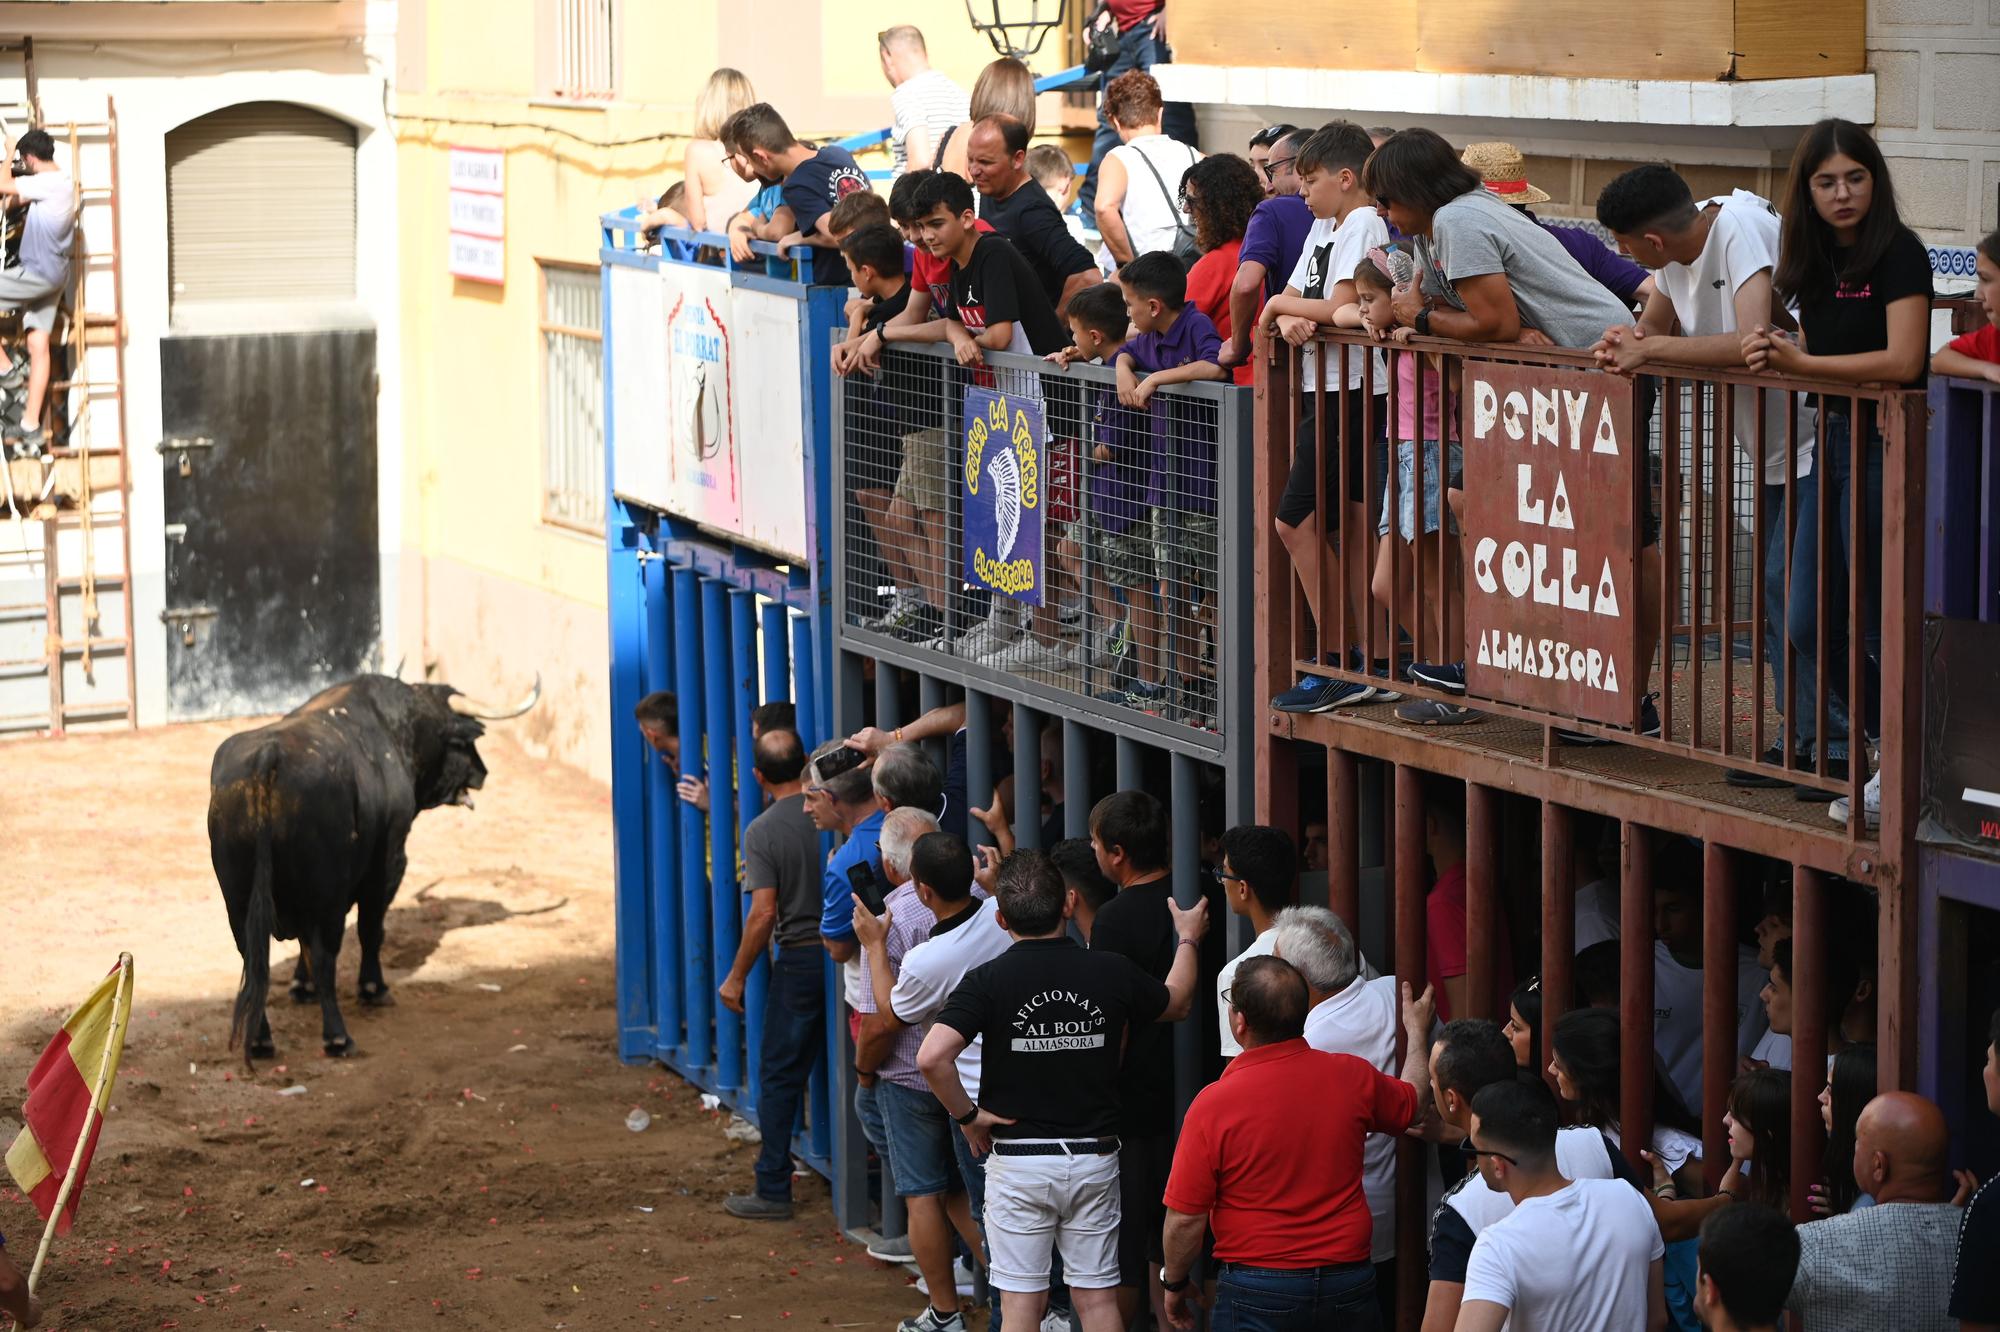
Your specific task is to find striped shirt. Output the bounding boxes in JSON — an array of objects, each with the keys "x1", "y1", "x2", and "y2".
[
  {"x1": 853, "y1": 880, "x2": 937, "y2": 1091},
  {"x1": 890, "y1": 69, "x2": 969, "y2": 174}
]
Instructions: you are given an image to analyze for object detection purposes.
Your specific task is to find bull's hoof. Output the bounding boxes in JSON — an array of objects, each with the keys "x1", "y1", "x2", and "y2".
[
  {"x1": 289, "y1": 982, "x2": 318, "y2": 1004},
  {"x1": 249, "y1": 1038, "x2": 277, "y2": 1060},
  {"x1": 322, "y1": 1036, "x2": 356, "y2": 1058},
  {"x1": 357, "y1": 982, "x2": 394, "y2": 1008}
]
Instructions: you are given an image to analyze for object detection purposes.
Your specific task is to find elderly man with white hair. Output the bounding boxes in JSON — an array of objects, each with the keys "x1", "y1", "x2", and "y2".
[{"x1": 1270, "y1": 904, "x2": 1411, "y2": 1327}]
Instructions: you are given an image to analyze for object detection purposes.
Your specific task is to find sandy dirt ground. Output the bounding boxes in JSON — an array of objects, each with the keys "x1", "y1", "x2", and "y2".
[{"x1": 0, "y1": 721, "x2": 934, "y2": 1330}]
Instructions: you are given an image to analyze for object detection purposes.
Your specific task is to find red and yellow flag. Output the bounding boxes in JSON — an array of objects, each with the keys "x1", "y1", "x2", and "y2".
[{"x1": 5, "y1": 955, "x2": 133, "y2": 1236}]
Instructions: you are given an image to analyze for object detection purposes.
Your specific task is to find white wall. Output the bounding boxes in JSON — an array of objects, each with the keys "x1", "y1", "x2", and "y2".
[
  {"x1": 1868, "y1": 0, "x2": 2000, "y2": 241},
  {"x1": 21, "y1": 26, "x2": 400, "y2": 726}
]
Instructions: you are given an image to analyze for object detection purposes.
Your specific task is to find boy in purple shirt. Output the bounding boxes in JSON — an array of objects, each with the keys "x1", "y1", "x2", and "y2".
[{"x1": 1113, "y1": 252, "x2": 1226, "y2": 722}]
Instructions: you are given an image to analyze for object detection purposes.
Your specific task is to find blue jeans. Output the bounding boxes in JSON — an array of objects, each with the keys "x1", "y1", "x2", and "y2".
[
  {"x1": 753, "y1": 947, "x2": 826, "y2": 1201},
  {"x1": 1786, "y1": 414, "x2": 1882, "y2": 753},
  {"x1": 1079, "y1": 22, "x2": 1197, "y2": 219},
  {"x1": 1213, "y1": 1262, "x2": 1382, "y2": 1332},
  {"x1": 1760, "y1": 471, "x2": 1848, "y2": 756}
]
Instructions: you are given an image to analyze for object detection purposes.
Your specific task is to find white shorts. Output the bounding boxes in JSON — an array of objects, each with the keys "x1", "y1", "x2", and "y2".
[{"x1": 982, "y1": 1144, "x2": 1123, "y2": 1292}]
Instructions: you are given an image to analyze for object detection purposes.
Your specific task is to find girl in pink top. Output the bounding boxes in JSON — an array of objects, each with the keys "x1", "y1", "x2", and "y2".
[{"x1": 1356, "y1": 246, "x2": 1464, "y2": 665}]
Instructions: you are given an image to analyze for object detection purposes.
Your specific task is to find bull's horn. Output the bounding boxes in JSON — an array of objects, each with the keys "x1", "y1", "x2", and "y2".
[
  {"x1": 393, "y1": 654, "x2": 407, "y2": 681},
  {"x1": 447, "y1": 673, "x2": 542, "y2": 721}
]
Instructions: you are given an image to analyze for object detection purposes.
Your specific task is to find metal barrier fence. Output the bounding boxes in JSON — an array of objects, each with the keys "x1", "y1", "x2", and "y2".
[
  {"x1": 602, "y1": 219, "x2": 854, "y2": 1200},
  {"x1": 835, "y1": 341, "x2": 1252, "y2": 738},
  {"x1": 1258, "y1": 330, "x2": 1926, "y2": 843},
  {"x1": 828, "y1": 337, "x2": 1260, "y2": 1228},
  {"x1": 1928, "y1": 372, "x2": 2000, "y2": 624}
]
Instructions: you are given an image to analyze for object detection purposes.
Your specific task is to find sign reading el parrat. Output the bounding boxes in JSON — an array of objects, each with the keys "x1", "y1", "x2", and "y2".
[{"x1": 1461, "y1": 362, "x2": 1637, "y2": 728}]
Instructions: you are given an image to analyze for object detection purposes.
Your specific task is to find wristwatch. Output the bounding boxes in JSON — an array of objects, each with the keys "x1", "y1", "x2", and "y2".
[
  {"x1": 954, "y1": 1105, "x2": 979, "y2": 1126},
  {"x1": 1160, "y1": 1266, "x2": 1191, "y2": 1294},
  {"x1": 1415, "y1": 306, "x2": 1433, "y2": 337}
]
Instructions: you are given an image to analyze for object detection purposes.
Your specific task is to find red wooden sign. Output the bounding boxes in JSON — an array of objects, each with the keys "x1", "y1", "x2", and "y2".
[{"x1": 1460, "y1": 362, "x2": 1639, "y2": 728}]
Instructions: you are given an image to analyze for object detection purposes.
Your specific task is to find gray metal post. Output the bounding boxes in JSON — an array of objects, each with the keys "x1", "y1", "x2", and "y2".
[
  {"x1": 966, "y1": 686, "x2": 995, "y2": 849},
  {"x1": 1170, "y1": 751, "x2": 1202, "y2": 1120},
  {"x1": 1116, "y1": 734, "x2": 1142, "y2": 792},
  {"x1": 1014, "y1": 701, "x2": 1042, "y2": 851},
  {"x1": 875, "y1": 659, "x2": 902, "y2": 734},
  {"x1": 1063, "y1": 717, "x2": 1091, "y2": 838}
]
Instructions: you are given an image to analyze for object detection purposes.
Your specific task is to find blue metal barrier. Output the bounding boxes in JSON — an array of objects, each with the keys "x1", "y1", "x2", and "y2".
[
  {"x1": 1927, "y1": 374, "x2": 2000, "y2": 623},
  {"x1": 602, "y1": 218, "x2": 846, "y2": 1188}
]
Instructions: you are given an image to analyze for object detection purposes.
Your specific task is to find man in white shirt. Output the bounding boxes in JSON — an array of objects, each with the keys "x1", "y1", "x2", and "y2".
[
  {"x1": 1592, "y1": 166, "x2": 1828, "y2": 781},
  {"x1": 878, "y1": 25, "x2": 968, "y2": 176},
  {"x1": 0, "y1": 128, "x2": 76, "y2": 457},
  {"x1": 1270, "y1": 904, "x2": 1404, "y2": 1319},
  {"x1": 1422, "y1": 1019, "x2": 1641, "y2": 1332},
  {"x1": 1457, "y1": 1078, "x2": 1667, "y2": 1332},
  {"x1": 1649, "y1": 872, "x2": 1770, "y2": 1113},
  {"x1": 1213, "y1": 825, "x2": 1297, "y2": 1058}
]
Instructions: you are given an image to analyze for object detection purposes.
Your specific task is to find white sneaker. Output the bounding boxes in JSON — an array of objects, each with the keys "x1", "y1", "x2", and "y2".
[
  {"x1": 1829, "y1": 769, "x2": 1881, "y2": 828},
  {"x1": 994, "y1": 634, "x2": 1080, "y2": 674},
  {"x1": 913, "y1": 1257, "x2": 977, "y2": 1299},
  {"x1": 865, "y1": 588, "x2": 918, "y2": 631},
  {"x1": 955, "y1": 612, "x2": 1022, "y2": 663},
  {"x1": 896, "y1": 1304, "x2": 967, "y2": 1332},
  {"x1": 1040, "y1": 1312, "x2": 1076, "y2": 1332}
]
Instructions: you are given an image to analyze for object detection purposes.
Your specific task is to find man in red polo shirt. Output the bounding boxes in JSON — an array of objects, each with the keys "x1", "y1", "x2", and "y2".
[{"x1": 1159, "y1": 955, "x2": 1435, "y2": 1330}]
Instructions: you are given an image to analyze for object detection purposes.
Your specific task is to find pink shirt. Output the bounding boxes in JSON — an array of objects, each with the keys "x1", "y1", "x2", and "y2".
[
  {"x1": 1425, "y1": 863, "x2": 1514, "y2": 1022},
  {"x1": 1390, "y1": 345, "x2": 1457, "y2": 445}
]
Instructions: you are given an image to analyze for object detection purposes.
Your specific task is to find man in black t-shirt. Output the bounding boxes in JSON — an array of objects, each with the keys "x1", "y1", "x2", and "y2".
[
  {"x1": 1084, "y1": 788, "x2": 1189, "y2": 1324},
  {"x1": 910, "y1": 171, "x2": 1069, "y2": 363},
  {"x1": 725, "y1": 102, "x2": 869, "y2": 287},
  {"x1": 965, "y1": 114, "x2": 1097, "y2": 316},
  {"x1": 921, "y1": 848, "x2": 1208, "y2": 1332}
]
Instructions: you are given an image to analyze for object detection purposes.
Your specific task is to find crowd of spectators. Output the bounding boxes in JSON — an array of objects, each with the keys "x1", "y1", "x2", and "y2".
[
  {"x1": 628, "y1": 679, "x2": 2000, "y2": 1332},
  {"x1": 630, "y1": 42, "x2": 2000, "y2": 1332}
]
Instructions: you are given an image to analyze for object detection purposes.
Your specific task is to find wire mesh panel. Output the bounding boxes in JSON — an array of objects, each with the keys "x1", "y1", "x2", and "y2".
[{"x1": 834, "y1": 339, "x2": 1249, "y2": 745}]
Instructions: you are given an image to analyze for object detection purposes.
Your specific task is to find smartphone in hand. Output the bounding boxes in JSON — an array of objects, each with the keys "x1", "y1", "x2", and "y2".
[{"x1": 848, "y1": 861, "x2": 887, "y2": 917}]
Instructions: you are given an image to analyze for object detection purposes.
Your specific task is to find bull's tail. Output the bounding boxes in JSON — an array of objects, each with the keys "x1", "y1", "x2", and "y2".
[{"x1": 228, "y1": 745, "x2": 280, "y2": 1066}]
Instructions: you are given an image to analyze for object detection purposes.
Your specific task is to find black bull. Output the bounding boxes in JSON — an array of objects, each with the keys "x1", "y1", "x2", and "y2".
[{"x1": 209, "y1": 673, "x2": 538, "y2": 1063}]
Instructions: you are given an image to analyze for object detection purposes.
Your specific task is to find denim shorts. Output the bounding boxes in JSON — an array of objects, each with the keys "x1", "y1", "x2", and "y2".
[
  {"x1": 1378, "y1": 439, "x2": 1462, "y2": 541},
  {"x1": 875, "y1": 1077, "x2": 962, "y2": 1198}
]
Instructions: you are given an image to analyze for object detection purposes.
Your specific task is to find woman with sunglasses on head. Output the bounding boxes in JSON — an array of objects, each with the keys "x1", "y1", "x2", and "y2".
[
  {"x1": 1502, "y1": 975, "x2": 1543, "y2": 1071},
  {"x1": 1744, "y1": 119, "x2": 1933, "y2": 830}
]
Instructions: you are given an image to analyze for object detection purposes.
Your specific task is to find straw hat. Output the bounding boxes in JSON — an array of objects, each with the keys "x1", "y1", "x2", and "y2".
[{"x1": 1461, "y1": 141, "x2": 1552, "y2": 206}]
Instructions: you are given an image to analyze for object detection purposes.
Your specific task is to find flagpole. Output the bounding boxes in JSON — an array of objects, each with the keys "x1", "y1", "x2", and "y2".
[{"x1": 28, "y1": 953, "x2": 133, "y2": 1295}]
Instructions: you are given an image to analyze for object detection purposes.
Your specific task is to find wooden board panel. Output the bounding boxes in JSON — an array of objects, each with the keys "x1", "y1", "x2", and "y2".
[
  {"x1": 1415, "y1": 0, "x2": 1737, "y2": 82},
  {"x1": 1733, "y1": 0, "x2": 1865, "y2": 80},
  {"x1": 1170, "y1": 0, "x2": 1420, "y2": 73}
]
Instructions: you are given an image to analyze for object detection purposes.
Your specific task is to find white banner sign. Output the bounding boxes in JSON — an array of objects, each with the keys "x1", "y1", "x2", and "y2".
[
  {"x1": 448, "y1": 233, "x2": 505, "y2": 285},
  {"x1": 448, "y1": 190, "x2": 505, "y2": 238},
  {"x1": 609, "y1": 263, "x2": 809, "y2": 562}
]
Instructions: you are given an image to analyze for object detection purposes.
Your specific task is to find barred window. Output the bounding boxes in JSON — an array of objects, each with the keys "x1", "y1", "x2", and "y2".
[
  {"x1": 540, "y1": 0, "x2": 617, "y2": 101},
  {"x1": 540, "y1": 263, "x2": 604, "y2": 533}
]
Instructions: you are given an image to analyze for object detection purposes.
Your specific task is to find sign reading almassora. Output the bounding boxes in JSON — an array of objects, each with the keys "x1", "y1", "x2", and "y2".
[
  {"x1": 962, "y1": 387, "x2": 1047, "y2": 608},
  {"x1": 1461, "y1": 362, "x2": 1638, "y2": 729}
]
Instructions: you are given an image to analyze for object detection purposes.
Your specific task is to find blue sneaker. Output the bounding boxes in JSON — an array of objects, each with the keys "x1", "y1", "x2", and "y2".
[
  {"x1": 1272, "y1": 672, "x2": 1379, "y2": 714},
  {"x1": 1405, "y1": 660, "x2": 1467, "y2": 694}
]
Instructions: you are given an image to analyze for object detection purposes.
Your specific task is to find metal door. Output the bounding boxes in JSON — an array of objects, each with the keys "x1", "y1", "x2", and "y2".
[{"x1": 160, "y1": 329, "x2": 379, "y2": 719}]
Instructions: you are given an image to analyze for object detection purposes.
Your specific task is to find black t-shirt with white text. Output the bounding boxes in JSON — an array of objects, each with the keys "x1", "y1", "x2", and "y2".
[
  {"x1": 978, "y1": 179, "x2": 1096, "y2": 309},
  {"x1": 935, "y1": 935, "x2": 1169, "y2": 1139},
  {"x1": 1088, "y1": 878, "x2": 1179, "y2": 1135},
  {"x1": 782, "y1": 145, "x2": 870, "y2": 287},
  {"x1": 948, "y1": 233, "x2": 1069, "y2": 357}
]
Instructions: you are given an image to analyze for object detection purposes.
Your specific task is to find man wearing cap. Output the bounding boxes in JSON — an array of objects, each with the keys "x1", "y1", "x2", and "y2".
[{"x1": 1459, "y1": 142, "x2": 1654, "y2": 312}]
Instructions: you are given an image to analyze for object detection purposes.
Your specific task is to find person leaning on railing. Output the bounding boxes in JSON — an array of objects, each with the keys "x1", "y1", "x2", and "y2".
[
  {"x1": 1590, "y1": 164, "x2": 1820, "y2": 789},
  {"x1": 1358, "y1": 129, "x2": 1657, "y2": 734},
  {"x1": 1930, "y1": 230, "x2": 2000, "y2": 385},
  {"x1": 1742, "y1": 118, "x2": 1933, "y2": 831}
]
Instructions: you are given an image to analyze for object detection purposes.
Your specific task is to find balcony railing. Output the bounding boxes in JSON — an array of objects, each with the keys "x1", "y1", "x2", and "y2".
[{"x1": 1254, "y1": 328, "x2": 1927, "y2": 874}]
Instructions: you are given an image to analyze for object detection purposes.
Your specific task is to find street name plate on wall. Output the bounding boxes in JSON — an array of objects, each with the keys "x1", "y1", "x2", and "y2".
[
  {"x1": 447, "y1": 147, "x2": 505, "y2": 285},
  {"x1": 1461, "y1": 362, "x2": 1637, "y2": 728}
]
